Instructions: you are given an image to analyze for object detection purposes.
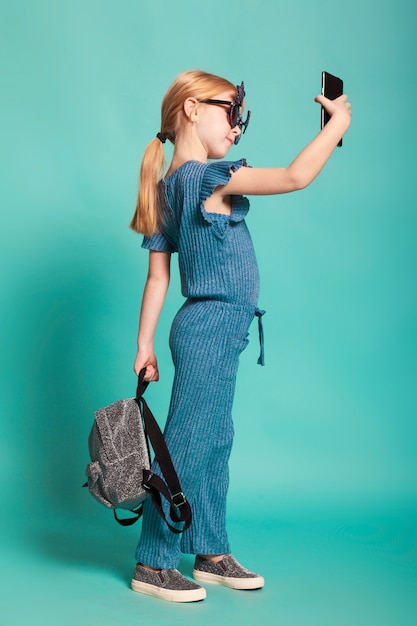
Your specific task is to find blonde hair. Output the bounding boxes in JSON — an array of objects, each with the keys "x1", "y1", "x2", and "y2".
[{"x1": 130, "y1": 70, "x2": 237, "y2": 236}]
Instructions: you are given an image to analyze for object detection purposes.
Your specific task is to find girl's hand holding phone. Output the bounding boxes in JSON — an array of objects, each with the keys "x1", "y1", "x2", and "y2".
[
  {"x1": 315, "y1": 93, "x2": 351, "y2": 122},
  {"x1": 315, "y1": 93, "x2": 352, "y2": 146}
]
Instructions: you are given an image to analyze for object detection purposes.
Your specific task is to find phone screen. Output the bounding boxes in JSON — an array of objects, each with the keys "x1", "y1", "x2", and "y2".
[{"x1": 321, "y1": 71, "x2": 343, "y2": 146}]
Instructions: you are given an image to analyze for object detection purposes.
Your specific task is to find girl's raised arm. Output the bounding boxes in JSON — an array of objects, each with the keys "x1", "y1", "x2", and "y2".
[
  {"x1": 133, "y1": 250, "x2": 171, "y2": 381},
  {"x1": 223, "y1": 94, "x2": 351, "y2": 197}
]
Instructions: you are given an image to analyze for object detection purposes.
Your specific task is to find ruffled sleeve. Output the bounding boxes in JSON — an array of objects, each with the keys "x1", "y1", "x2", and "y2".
[
  {"x1": 200, "y1": 159, "x2": 250, "y2": 224},
  {"x1": 141, "y1": 232, "x2": 177, "y2": 253}
]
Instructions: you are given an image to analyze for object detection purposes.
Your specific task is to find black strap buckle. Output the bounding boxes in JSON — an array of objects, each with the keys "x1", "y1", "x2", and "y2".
[{"x1": 172, "y1": 491, "x2": 187, "y2": 507}]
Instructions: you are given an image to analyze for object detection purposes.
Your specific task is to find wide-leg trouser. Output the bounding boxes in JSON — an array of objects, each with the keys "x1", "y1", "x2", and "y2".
[{"x1": 135, "y1": 299, "x2": 255, "y2": 569}]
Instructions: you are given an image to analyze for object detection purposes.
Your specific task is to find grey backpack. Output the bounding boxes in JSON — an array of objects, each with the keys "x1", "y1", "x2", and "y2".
[{"x1": 84, "y1": 370, "x2": 192, "y2": 531}]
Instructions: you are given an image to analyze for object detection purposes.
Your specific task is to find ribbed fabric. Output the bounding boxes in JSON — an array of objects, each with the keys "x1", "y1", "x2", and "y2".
[
  {"x1": 136, "y1": 159, "x2": 262, "y2": 569},
  {"x1": 142, "y1": 159, "x2": 259, "y2": 307},
  {"x1": 135, "y1": 301, "x2": 255, "y2": 568}
]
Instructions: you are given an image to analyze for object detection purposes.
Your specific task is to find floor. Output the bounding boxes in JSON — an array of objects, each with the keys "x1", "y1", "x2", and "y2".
[{"x1": 4, "y1": 497, "x2": 416, "y2": 626}]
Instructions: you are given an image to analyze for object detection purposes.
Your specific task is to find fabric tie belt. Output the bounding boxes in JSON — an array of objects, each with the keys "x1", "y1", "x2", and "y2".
[{"x1": 255, "y1": 308, "x2": 266, "y2": 366}]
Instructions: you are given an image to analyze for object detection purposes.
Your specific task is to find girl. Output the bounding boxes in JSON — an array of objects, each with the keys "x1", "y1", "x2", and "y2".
[{"x1": 130, "y1": 70, "x2": 351, "y2": 603}]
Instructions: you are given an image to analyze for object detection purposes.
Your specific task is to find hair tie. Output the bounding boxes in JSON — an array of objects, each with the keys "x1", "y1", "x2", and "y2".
[{"x1": 156, "y1": 132, "x2": 166, "y2": 144}]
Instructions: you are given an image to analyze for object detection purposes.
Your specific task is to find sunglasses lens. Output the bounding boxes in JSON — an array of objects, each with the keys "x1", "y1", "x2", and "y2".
[{"x1": 229, "y1": 104, "x2": 239, "y2": 128}]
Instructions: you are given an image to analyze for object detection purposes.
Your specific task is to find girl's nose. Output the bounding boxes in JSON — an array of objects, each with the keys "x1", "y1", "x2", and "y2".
[{"x1": 232, "y1": 125, "x2": 241, "y2": 139}]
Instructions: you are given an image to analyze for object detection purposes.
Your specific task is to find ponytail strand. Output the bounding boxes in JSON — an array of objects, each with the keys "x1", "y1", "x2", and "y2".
[{"x1": 130, "y1": 137, "x2": 166, "y2": 235}]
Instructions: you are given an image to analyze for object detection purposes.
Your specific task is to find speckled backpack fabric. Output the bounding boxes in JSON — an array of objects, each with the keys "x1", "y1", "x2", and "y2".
[
  {"x1": 85, "y1": 396, "x2": 150, "y2": 513},
  {"x1": 84, "y1": 370, "x2": 192, "y2": 531}
]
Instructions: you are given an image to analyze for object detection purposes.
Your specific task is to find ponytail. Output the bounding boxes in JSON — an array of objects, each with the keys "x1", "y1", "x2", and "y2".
[{"x1": 130, "y1": 137, "x2": 166, "y2": 235}]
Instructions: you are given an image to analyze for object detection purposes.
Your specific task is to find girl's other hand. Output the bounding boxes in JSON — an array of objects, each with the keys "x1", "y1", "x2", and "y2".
[{"x1": 133, "y1": 350, "x2": 159, "y2": 381}]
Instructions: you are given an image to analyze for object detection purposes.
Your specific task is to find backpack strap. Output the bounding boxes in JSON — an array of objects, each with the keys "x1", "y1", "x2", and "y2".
[
  {"x1": 134, "y1": 369, "x2": 192, "y2": 533},
  {"x1": 113, "y1": 503, "x2": 144, "y2": 526}
]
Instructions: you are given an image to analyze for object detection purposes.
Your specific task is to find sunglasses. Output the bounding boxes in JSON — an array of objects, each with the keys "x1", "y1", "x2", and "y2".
[{"x1": 199, "y1": 81, "x2": 250, "y2": 145}]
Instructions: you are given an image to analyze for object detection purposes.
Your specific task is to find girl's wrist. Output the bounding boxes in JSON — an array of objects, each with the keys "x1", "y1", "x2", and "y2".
[
  {"x1": 137, "y1": 342, "x2": 154, "y2": 353},
  {"x1": 330, "y1": 109, "x2": 351, "y2": 129}
]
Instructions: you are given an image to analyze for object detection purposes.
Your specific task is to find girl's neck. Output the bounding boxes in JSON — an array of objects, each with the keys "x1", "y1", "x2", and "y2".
[{"x1": 166, "y1": 129, "x2": 207, "y2": 178}]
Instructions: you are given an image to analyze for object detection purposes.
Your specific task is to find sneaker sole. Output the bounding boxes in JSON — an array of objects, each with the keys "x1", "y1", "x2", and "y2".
[
  {"x1": 131, "y1": 578, "x2": 206, "y2": 602},
  {"x1": 193, "y1": 569, "x2": 264, "y2": 590}
]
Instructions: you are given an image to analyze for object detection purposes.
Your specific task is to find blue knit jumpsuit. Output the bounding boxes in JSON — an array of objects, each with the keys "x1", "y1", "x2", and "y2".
[{"x1": 135, "y1": 158, "x2": 264, "y2": 569}]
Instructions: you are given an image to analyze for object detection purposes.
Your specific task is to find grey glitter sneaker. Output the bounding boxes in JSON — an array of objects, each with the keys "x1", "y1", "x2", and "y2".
[
  {"x1": 193, "y1": 554, "x2": 264, "y2": 590},
  {"x1": 131, "y1": 563, "x2": 206, "y2": 602}
]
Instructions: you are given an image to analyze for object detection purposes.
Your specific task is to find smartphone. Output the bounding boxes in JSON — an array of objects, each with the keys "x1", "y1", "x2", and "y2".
[{"x1": 321, "y1": 71, "x2": 343, "y2": 146}]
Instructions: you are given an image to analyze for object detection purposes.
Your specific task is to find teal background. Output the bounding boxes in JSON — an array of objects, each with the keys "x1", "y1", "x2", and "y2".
[{"x1": 1, "y1": 0, "x2": 416, "y2": 624}]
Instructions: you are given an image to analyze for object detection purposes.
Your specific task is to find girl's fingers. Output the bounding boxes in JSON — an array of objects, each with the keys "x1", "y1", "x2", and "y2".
[{"x1": 144, "y1": 364, "x2": 159, "y2": 381}]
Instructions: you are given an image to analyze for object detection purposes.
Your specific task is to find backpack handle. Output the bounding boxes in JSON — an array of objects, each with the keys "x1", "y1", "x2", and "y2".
[{"x1": 136, "y1": 368, "x2": 149, "y2": 397}]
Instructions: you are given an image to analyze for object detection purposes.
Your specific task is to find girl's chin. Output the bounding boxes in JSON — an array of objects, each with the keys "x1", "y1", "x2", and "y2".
[{"x1": 208, "y1": 147, "x2": 232, "y2": 160}]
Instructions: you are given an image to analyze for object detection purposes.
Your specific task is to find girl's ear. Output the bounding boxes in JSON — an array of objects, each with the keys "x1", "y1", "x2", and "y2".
[{"x1": 183, "y1": 97, "x2": 199, "y2": 122}]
